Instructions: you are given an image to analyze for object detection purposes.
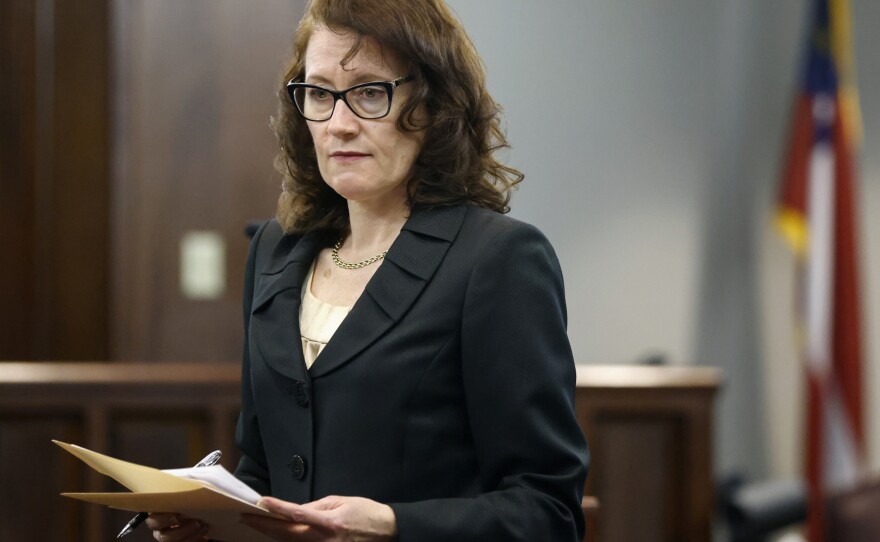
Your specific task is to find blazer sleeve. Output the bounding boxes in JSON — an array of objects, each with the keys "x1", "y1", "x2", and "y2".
[
  {"x1": 389, "y1": 221, "x2": 590, "y2": 542},
  {"x1": 233, "y1": 221, "x2": 272, "y2": 496}
]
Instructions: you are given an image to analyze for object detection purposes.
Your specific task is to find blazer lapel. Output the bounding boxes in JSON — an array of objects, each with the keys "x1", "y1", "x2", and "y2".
[
  {"x1": 250, "y1": 230, "x2": 323, "y2": 382},
  {"x1": 309, "y1": 205, "x2": 467, "y2": 378}
]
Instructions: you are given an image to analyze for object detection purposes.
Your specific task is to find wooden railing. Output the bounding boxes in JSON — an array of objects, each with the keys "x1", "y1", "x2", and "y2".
[
  {"x1": 0, "y1": 362, "x2": 719, "y2": 542},
  {"x1": 0, "y1": 363, "x2": 241, "y2": 542}
]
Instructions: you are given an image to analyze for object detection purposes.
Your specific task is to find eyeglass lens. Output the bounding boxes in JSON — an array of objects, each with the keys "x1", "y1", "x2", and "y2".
[{"x1": 293, "y1": 84, "x2": 391, "y2": 121}]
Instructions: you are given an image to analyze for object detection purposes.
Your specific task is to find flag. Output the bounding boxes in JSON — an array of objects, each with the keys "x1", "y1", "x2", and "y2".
[{"x1": 776, "y1": 0, "x2": 865, "y2": 540}]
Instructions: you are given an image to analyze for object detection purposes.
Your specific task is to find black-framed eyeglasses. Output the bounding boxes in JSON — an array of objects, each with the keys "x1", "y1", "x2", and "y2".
[{"x1": 286, "y1": 75, "x2": 414, "y2": 122}]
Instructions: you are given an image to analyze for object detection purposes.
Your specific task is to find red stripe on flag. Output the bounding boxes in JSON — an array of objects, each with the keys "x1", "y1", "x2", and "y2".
[{"x1": 830, "y1": 103, "x2": 864, "y2": 450}]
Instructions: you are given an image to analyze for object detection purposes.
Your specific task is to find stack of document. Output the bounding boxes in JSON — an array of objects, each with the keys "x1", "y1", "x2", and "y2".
[{"x1": 54, "y1": 440, "x2": 279, "y2": 542}]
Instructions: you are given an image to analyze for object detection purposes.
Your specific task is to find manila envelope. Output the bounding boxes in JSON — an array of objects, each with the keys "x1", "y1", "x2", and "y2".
[{"x1": 54, "y1": 440, "x2": 280, "y2": 542}]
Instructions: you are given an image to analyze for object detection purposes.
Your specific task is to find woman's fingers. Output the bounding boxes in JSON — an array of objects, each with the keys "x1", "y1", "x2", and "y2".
[
  {"x1": 244, "y1": 495, "x2": 396, "y2": 541},
  {"x1": 155, "y1": 520, "x2": 208, "y2": 542},
  {"x1": 240, "y1": 513, "x2": 315, "y2": 539},
  {"x1": 145, "y1": 513, "x2": 181, "y2": 530},
  {"x1": 258, "y1": 496, "x2": 336, "y2": 530},
  {"x1": 145, "y1": 515, "x2": 208, "y2": 542}
]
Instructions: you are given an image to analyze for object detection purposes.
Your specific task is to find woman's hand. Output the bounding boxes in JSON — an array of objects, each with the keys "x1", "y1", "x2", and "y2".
[
  {"x1": 240, "y1": 495, "x2": 398, "y2": 542},
  {"x1": 144, "y1": 513, "x2": 210, "y2": 542}
]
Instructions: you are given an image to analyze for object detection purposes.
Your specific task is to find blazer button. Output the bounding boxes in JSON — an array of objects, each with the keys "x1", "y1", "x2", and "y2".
[
  {"x1": 294, "y1": 381, "x2": 309, "y2": 408},
  {"x1": 289, "y1": 455, "x2": 306, "y2": 480}
]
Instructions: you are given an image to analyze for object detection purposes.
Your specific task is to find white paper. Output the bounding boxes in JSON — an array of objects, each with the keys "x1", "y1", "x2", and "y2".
[{"x1": 162, "y1": 465, "x2": 262, "y2": 504}]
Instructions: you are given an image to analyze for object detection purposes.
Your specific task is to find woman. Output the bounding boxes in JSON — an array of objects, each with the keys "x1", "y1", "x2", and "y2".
[{"x1": 148, "y1": 0, "x2": 588, "y2": 540}]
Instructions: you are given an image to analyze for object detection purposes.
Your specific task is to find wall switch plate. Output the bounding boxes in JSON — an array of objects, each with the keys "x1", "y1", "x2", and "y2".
[{"x1": 180, "y1": 231, "x2": 226, "y2": 300}]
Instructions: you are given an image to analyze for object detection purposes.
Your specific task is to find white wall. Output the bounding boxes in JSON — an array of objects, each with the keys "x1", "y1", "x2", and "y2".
[
  {"x1": 855, "y1": 0, "x2": 880, "y2": 478},
  {"x1": 444, "y1": 0, "x2": 880, "y2": 480}
]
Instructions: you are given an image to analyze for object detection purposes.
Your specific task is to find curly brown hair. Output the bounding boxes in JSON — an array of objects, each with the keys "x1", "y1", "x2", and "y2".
[{"x1": 273, "y1": 0, "x2": 523, "y2": 235}]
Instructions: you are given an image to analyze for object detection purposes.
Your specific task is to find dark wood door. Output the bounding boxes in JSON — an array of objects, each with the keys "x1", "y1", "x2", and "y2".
[{"x1": 110, "y1": 0, "x2": 305, "y2": 361}]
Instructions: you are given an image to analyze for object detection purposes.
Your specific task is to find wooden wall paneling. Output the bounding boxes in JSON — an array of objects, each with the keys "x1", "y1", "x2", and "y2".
[
  {"x1": 84, "y1": 403, "x2": 110, "y2": 541},
  {"x1": 0, "y1": 0, "x2": 110, "y2": 360},
  {"x1": 108, "y1": 0, "x2": 140, "y2": 362},
  {"x1": 110, "y1": 412, "x2": 208, "y2": 468},
  {"x1": 110, "y1": 0, "x2": 305, "y2": 362},
  {"x1": 44, "y1": 0, "x2": 111, "y2": 360},
  {"x1": 0, "y1": 414, "x2": 85, "y2": 542},
  {"x1": 0, "y1": 0, "x2": 38, "y2": 360}
]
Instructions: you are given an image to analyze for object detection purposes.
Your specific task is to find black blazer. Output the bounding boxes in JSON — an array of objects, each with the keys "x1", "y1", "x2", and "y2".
[{"x1": 235, "y1": 204, "x2": 589, "y2": 542}]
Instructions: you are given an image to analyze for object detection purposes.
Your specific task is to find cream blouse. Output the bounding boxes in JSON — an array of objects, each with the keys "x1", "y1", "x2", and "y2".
[{"x1": 299, "y1": 262, "x2": 351, "y2": 368}]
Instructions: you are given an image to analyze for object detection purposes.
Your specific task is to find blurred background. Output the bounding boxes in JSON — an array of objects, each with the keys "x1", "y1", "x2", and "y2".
[{"x1": 1, "y1": 0, "x2": 878, "y2": 541}]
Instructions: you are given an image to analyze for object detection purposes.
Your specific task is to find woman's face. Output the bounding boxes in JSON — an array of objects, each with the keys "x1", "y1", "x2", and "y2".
[{"x1": 303, "y1": 26, "x2": 424, "y2": 208}]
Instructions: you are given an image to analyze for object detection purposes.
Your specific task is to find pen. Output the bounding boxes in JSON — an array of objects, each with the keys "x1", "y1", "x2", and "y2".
[{"x1": 116, "y1": 450, "x2": 222, "y2": 538}]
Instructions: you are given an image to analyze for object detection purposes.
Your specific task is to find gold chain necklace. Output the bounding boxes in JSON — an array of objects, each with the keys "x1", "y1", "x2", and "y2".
[{"x1": 331, "y1": 238, "x2": 388, "y2": 270}]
